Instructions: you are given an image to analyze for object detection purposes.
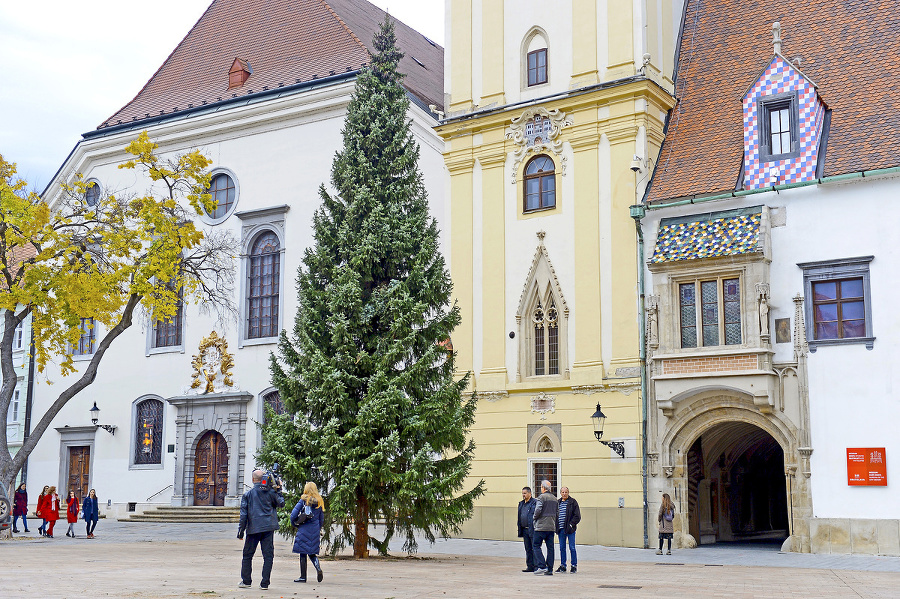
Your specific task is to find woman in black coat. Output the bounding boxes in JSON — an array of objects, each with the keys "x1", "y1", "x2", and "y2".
[
  {"x1": 12, "y1": 483, "x2": 29, "y2": 533},
  {"x1": 290, "y1": 482, "x2": 325, "y2": 583}
]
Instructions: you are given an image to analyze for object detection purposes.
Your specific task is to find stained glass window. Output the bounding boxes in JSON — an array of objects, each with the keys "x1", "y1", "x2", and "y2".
[
  {"x1": 679, "y1": 278, "x2": 742, "y2": 348},
  {"x1": 134, "y1": 399, "x2": 163, "y2": 465}
]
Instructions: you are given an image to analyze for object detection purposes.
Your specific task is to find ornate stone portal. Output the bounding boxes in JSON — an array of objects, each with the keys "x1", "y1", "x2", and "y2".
[{"x1": 168, "y1": 332, "x2": 251, "y2": 507}]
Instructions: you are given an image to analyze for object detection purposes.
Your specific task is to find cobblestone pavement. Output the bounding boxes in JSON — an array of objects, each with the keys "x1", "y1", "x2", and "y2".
[{"x1": 2, "y1": 521, "x2": 899, "y2": 598}]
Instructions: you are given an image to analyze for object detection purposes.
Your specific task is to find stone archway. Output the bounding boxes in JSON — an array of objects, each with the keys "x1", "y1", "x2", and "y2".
[{"x1": 653, "y1": 397, "x2": 812, "y2": 552}]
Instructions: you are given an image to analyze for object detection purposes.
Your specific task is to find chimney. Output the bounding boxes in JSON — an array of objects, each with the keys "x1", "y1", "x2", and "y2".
[
  {"x1": 228, "y1": 58, "x2": 252, "y2": 89},
  {"x1": 772, "y1": 22, "x2": 782, "y2": 55}
]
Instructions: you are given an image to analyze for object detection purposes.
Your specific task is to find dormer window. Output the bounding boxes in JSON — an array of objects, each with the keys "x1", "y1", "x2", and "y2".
[
  {"x1": 527, "y1": 48, "x2": 548, "y2": 86},
  {"x1": 759, "y1": 92, "x2": 799, "y2": 162},
  {"x1": 228, "y1": 58, "x2": 252, "y2": 89}
]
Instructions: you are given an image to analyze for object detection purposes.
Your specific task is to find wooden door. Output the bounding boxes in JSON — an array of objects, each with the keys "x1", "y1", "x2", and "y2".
[
  {"x1": 193, "y1": 431, "x2": 228, "y2": 506},
  {"x1": 68, "y1": 446, "x2": 90, "y2": 498}
]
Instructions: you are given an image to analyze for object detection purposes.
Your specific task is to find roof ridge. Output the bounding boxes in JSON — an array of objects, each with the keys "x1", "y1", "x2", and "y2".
[
  {"x1": 99, "y1": 0, "x2": 219, "y2": 129},
  {"x1": 319, "y1": 0, "x2": 371, "y2": 59}
]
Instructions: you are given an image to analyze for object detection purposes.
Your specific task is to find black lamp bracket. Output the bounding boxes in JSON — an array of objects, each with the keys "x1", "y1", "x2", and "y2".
[
  {"x1": 95, "y1": 424, "x2": 117, "y2": 436},
  {"x1": 600, "y1": 440, "x2": 626, "y2": 459}
]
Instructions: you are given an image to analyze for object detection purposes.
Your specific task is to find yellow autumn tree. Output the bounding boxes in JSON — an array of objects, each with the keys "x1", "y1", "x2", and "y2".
[{"x1": 0, "y1": 132, "x2": 238, "y2": 505}]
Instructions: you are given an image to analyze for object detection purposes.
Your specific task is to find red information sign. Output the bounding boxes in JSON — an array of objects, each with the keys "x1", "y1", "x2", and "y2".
[{"x1": 847, "y1": 448, "x2": 887, "y2": 486}]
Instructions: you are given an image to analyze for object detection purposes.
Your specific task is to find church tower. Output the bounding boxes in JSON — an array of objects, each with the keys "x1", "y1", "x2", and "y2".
[{"x1": 438, "y1": 0, "x2": 680, "y2": 547}]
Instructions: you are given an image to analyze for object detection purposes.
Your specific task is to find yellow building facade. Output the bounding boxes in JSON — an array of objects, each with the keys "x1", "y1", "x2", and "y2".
[{"x1": 437, "y1": 0, "x2": 678, "y2": 547}]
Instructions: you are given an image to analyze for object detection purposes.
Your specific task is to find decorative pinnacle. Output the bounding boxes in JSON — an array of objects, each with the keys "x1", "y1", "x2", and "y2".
[
  {"x1": 536, "y1": 230, "x2": 546, "y2": 243},
  {"x1": 773, "y1": 22, "x2": 782, "y2": 55}
]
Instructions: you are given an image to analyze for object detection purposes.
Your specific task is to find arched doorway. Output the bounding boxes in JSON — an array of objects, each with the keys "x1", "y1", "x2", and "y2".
[
  {"x1": 687, "y1": 422, "x2": 788, "y2": 546},
  {"x1": 194, "y1": 431, "x2": 229, "y2": 506}
]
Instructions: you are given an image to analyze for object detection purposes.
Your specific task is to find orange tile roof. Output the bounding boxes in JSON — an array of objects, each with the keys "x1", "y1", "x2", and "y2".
[
  {"x1": 99, "y1": 0, "x2": 443, "y2": 130},
  {"x1": 647, "y1": 0, "x2": 900, "y2": 203}
]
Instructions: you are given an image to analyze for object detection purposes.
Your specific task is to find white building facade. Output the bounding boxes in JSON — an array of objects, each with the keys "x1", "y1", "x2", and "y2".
[{"x1": 26, "y1": 0, "x2": 446, "y2": 517}]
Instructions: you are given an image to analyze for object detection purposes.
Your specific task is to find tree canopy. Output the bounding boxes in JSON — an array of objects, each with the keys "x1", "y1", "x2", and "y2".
[
  {"x1": 260, "y1": 18, "x2": 484, "y2": 558},
  {"x1": 0, "y1": 133, "x2": 237, "y2": 499}
]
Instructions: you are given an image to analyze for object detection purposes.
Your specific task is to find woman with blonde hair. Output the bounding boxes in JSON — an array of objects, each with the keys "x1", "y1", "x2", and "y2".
[
  {"x1": 657, "y1": 493, "x2": 676, "y2": 555},
  {"x1": 290, "y1": 482, "x2": 325, "y2": 584},
  {"x1": 44, "y1": 486, "x2": 60, "y2": 538},
  {"x1": 36, "y1": 485, "x2": 50, "y2": 536}
]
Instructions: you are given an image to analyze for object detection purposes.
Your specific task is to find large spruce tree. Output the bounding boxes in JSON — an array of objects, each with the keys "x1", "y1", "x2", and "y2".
[{"x1": 261, "y1": 18, "x2": 484, "y2": 558}]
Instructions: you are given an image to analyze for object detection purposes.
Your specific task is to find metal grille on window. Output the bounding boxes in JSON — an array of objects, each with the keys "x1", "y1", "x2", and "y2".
[
  {"x1": 263, "y1": 390, "x2": 284, "y2": 426},
  {"x1": 701, "y1": 281, "x2": 719, "y2": 346},
  {"x1": 723, "y1": 278, "x2": 742, "y2": 345},
  {"x1": 134, "y1": 399, "x2": 163, "y2": 465},
  {"x1": 248, "y1": 232, "x2": 281, "y2": 339},
  {"x1": 679, "y1": 283, "x2": 697, "y2": 348},
  {"x1": 533, "y1": 462, "x2": 557, "y2": 495},
  {"x1": 533, "y1": 302, "x2": 545, "y2": 376}
]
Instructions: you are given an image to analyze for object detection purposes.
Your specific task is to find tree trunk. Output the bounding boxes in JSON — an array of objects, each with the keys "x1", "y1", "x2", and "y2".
[{"x1": 354, "y1": 490, "x2": 369, "y2": 558}]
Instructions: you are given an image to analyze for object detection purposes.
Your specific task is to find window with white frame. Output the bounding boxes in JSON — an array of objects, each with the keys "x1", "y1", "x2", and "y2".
[
  {"x1": 8, "y1": 388, "x2": 20, "y2": 423},
  {"x1": 532, "y1": 461, "x2": 558, "y2": 496},
  {"x1": 679, "y1": 277, "x2": 742, "y2": 348},
  {"x1": 13, "y1": 321, "x2": 24, "y2": 350}
]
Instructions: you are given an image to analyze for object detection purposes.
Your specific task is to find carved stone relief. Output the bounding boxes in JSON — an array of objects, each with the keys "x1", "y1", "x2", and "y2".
[{"x1": 506, "y1": 108, "x2": 573, "y2": 183}]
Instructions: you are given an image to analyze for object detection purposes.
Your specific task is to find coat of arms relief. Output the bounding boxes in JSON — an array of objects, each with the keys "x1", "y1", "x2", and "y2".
[
  {"x1": 505, "y1": 108, "x2": 573, "y2": 183},
  {"x1": 188, "y1": 331, "x2": 238, "y2": 394}
]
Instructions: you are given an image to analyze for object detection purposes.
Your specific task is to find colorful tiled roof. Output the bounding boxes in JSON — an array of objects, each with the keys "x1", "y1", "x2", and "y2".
[
  {"x1": 647, "y1": 0, "x2": 900, "y2": 203},
  {"x1": 99, "y1": 0, "x2": 443, "y2": 130},
  {"x1": 650, "y1": 209, "x2": 762, "y2": 263}
]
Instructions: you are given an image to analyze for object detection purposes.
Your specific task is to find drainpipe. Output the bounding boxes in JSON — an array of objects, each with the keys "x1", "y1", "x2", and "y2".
[
  {"x1": 21, "y1": 319, "x2": 36, "y2": 485},
  {"x1": 630, "y1": 202, "x2": 649, "y2": 550}
]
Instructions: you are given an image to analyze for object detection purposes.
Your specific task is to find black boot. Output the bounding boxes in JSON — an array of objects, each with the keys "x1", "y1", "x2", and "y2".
[
  {"x1": 295, "y1": 556, "x2": 308, "y2": 583},
  {"x1": 12, "y1": 528, "x2": 18, "y2": 533}
]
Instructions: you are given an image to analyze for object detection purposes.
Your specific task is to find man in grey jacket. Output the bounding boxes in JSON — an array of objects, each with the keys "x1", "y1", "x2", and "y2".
[
  {"x1": 238, "y1": 469, "x2": 285, "y2": 590},
  {"x1": 531, "y1": 479, "x2": 559, "y2": 575}
]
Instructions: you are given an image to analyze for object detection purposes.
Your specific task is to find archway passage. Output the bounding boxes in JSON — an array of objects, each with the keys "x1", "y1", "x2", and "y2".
[
  {"x1": 687, "y1": 422, "x2": 788, "y2": 546},
  {"x1": 194, "y1": 431, "x2": 229, "y2": 506}
]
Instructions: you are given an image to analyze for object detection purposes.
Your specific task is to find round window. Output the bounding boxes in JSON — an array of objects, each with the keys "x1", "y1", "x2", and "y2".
[
  {"x1": 84, "y1": 180, "x2": 101, "y2": 207},
  {"x1": 204, "y1": 173, "x2": 237, "y2": 221}
]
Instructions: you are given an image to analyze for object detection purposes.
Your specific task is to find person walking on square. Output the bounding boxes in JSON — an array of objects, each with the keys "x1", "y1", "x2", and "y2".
[
  {"x1": 556, "y1": 486, "x2": 581, "y2": 573},
  {"x1": 44, "y1": 486, "x2": 60, "y2": 538},
  {"x1": 82, "y1": 489, "x2": 100, "y2": 538},
  {"x1": 657, "y1": 493, "x2": 675, "y2": 555},
  {"x1": 12, "y1": 482, "x2": 29, "y2": 533},
  {"x1": 238, "y1": 469, "x2": 284, "y2": 590},
  {"x1": 36, "y1": 485, "x2": 49, "y2": 536},
  {"x1": 517, "y1": 486, "x2": 537, "y2": 572},
  {"x1": 290, "y1": 482, "x2": 325, "y2": 584},
  {"x1": 531, "y1": 479, "x2": 558, "y2": 575},
  {"x1": 65, "y1": 490, "x2": 80, "y2": 537}
]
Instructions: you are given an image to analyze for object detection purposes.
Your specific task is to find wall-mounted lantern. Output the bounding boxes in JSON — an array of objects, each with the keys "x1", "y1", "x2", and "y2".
[
  {"x1": 89, "y1": 401, "x2": 117, "y2": 435},
  {"x1": 590, "y1": 402, "x2": 625, "y2": 458}
]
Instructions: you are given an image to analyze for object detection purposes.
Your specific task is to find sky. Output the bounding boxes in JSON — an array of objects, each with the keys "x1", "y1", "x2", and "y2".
[{"x1": 0, "y1": 0, "x2": 445, "y2": 194}]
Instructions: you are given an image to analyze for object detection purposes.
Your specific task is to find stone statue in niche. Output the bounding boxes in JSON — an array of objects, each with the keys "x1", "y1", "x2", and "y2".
[
  {"x1": 756, "y1": 283, "x2": 771, "y2": 338},
  {"x1": 646, "y1": 295, "x2": 659, "y2": 349}
]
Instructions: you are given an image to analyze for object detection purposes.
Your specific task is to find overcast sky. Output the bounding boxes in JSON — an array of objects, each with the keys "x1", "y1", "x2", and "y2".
[{"x1": 0, "y1": 0, "x2": 444, "y2": 193}]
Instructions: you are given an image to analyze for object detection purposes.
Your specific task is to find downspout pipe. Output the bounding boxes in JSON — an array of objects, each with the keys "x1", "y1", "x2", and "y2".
[
  {"x1": 630, "y1": 202, "x2": 649, "y2": 549},
  {"x1": 22, "y1": 321, "x2": 36, "y2": 484}
]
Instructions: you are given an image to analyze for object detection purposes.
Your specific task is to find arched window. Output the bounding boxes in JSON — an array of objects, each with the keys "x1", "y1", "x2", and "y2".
[
  {"x1": 524, "y1": 155, "x2": 556, "y2": 212},
  {"x1": 517, "y1": 244, "x2": 568, "y2": 380},
  {"x1": 247, "y1": 231, "x2": 280, "y2": 339},
  {"x1": 205, "y1": 173, "x2": 237, "y2": 220},
  {"x1": 134, "y1": 398, "x2": 164, "y2": 465},
  {"x1": 521, "y1": 27, "x2": 549, "y2": 89},
  {"x1": 262, "y1": 390, "x2": 284, "y2": 425}
]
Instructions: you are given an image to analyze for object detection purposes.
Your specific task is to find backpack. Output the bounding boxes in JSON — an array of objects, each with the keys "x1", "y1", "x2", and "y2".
[{"x1": 664, "y1": 508, "x2": 674, "y2": 522}]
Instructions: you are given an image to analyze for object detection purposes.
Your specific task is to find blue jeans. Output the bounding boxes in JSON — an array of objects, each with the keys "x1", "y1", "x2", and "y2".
[
  {"x1": 13, "y1": 514, "x2": 28, "y2": 530},
  {"x1": 532, "y1": 530, "x2": 555, "y2": 571},
  {"x1": 558, "y1": 530, "x2": 577, "y2": 567}
]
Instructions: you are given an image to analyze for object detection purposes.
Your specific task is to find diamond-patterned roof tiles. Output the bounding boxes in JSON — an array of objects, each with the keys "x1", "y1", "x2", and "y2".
[{"x1": 650, "y1": 210, "x2": 762, "y2": 263}]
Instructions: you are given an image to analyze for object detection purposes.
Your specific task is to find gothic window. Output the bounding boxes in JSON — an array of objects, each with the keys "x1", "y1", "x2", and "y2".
[
  {"x1": 262, "y1": 390, "x2": 284, "y2": 425},
  {"x1": 73, "y1": 318, "x2": 95, "y2": 356},
  {"x1": 679, "y1": 277, "x2": 741, "y2": 348},
  {"x1": 247, "y1": 231, "x2": 280, "y2": 339},
  {"x1": 532, "y1": 299, "x2": 559, "y2": 375},
  {"x1": 134, "y1": 398, "x2": 163, "y2": 465},
  {"x1": 524, "y1": 155, "x2": 556, "y2": 213}
]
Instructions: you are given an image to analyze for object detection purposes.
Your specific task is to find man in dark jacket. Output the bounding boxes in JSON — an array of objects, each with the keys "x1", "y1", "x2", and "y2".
[
  {"x1": 238, "y1": 469, "x2": 285, "y2": 590},
  {"x1": 555, "y1": 486, "x2": 581, "y2": 573},
  {"x1": 531, "y1": 479, "x2": 559, "y2": 575},
  {"x1": 517, "y1": 487, "x2": 537, "y2": 572}
]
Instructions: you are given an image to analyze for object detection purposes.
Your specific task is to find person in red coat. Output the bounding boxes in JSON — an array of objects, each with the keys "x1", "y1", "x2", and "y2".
[
  {"x1": 35, "y1": 486, "x2": 50, "y2": 536},
  {"x1": 65, "y1": 490, "x2": 80, "y2": 538},
  {"x1": 44, "y1": 486, "x2": 60, "y2": 538}
]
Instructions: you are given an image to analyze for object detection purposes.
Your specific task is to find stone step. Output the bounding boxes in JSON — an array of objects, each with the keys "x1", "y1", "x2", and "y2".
[{"x1": 120, "y1": 506, "x2": 241, "y2": 523}]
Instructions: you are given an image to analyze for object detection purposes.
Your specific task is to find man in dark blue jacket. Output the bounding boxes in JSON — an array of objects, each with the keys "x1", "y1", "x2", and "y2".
[
  {"x1": 517, "y1": 487, "x2": 537, "y2": 572},
  {"x1": 238, "y1": 469, "x2": 285, "y2": 590}
]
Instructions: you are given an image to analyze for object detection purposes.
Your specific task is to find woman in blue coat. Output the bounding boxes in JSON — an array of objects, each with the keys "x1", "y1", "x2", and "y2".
[
  {"x1": 82, "y1": 489, "x2": 99, "y2": 538},
  {"x1": 290, "y1": 482, "x2": 325, "y2": 583}
]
